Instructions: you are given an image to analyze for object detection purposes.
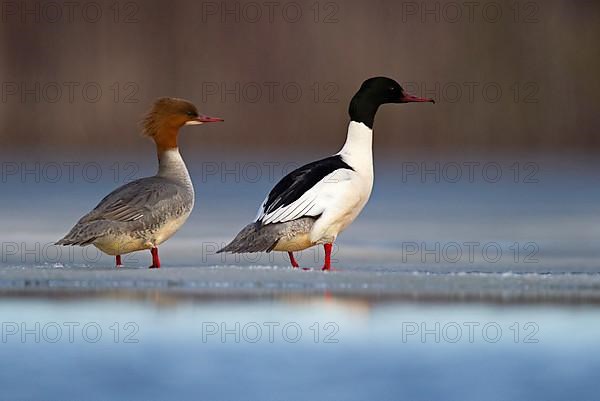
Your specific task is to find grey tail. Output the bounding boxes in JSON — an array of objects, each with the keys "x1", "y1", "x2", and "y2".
[
  {"x1": 55, "y1": 221, "x2": 111, "y2": 247},
  {"x1": 217, "y1": 222, "x2": 279, "y2": 254},
  {"x1": 55, "y1": 231, "x2": 98, "y2": 247}
]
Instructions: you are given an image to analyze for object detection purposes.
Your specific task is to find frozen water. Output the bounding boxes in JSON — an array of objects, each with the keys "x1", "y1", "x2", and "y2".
[
  {"x1": 1, "y1": 266, "x2": 600, "y2": 303},
  {"x1": 0, "y1": 298, "x2": 599, "y2": 401},
  {"x1": 1, "y1": 155, "x2": 599, "y2": 301}
]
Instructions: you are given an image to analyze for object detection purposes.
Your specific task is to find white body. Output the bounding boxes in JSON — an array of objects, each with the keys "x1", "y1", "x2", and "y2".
[{"x1": 259, "y1": 121, "x2": 374, "y2": 251}]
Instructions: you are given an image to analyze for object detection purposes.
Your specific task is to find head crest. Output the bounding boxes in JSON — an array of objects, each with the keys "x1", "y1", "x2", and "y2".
[{"x1": 141, "y1": 97, "x2": 198, "y2": 137}]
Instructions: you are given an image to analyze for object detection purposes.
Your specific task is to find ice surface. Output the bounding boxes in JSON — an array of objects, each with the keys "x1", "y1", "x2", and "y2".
[
  {"x1": 1, "y1": 155, "x2": 599, "y2": 303},
  {"x1": 1, "y1": 155, "x2": 600, "y2": 400},
  {"x1": 1, "y1": 265, "x2": 600, "y2": 304}
]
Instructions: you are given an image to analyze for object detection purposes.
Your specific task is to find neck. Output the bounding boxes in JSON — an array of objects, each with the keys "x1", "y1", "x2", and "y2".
[
  {"x1": 153, "y1": 126, "x2": 179, "y2": 153},
  {"x1": 348, "y1": 95, "x2": 379, "y2": 129},
  {"x1": 337, "y1": 121, "x2": 373, "y2": 174},
  {"x1": 156, "y1": 147, "x2": 193, "y2": 188}
]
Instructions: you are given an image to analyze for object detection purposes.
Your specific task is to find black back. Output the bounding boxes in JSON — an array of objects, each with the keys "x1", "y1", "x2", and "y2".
[
  {"x1": 260, "y1": 155, "x2": 354, "y2": 221},
  {"x1": 348, "y1": 77, "x2": 405, "y2": 129}
]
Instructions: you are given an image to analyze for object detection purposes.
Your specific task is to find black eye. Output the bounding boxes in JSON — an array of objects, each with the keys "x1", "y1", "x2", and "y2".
[
  {"x1": 186, "y1": 111, "x2": 196, "y2": 117},
  {"x1": 390, "y1": 86, "x2": 396, "y2": 91}
]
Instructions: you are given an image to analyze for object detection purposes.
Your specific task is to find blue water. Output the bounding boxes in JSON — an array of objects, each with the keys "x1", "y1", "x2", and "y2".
[{"x1": 0, "y1": 298, "x2": 599, "y2": 401}]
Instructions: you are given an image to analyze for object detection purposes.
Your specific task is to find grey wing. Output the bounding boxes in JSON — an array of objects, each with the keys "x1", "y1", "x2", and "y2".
[
  {"x1": 56, "y1": 177, "x2": 191, "y2": 246},
  {"x1": 78, "y1": 177, "x2": 185, "y2": 224}
]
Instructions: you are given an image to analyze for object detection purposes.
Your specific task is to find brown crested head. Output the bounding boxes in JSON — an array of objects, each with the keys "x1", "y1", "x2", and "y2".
[
  {"x1": 142, "y1": 97, "x2": 199, "y2": 138},
  {"x1": 141, "y1": 97, "x2": 223, "y2": 151}
]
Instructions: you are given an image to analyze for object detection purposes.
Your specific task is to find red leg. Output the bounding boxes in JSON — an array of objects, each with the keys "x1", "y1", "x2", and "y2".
[
  {"x1": 288, "y1": 252, "x2": 300, "y2": 268},
  {"x1": 115, "y1": 255, "x2": 122, "y2": 268},
  {"x1": 321, "y1": 243, "x2": 333, "y2": 271},
  {"x1": 149, "y1": 247, "x2": 161, "y2": 269}
]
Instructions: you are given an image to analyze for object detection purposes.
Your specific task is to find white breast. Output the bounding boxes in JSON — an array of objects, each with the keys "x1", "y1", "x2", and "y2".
[{"x1": 309, "y1": 121, "x2": 374, "y2": 244}]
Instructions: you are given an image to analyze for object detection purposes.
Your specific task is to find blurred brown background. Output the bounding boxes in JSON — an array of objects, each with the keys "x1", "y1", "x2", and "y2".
[{"x1": 1, "y1": 0, "x2": 599, "y2": 156}]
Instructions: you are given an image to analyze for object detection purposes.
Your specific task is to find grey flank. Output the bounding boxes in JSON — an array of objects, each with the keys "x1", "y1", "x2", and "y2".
[
  {"x1": 56, "y1": 150, "x2": 194, "y2": 247},
  {"x1": 218, "y1": 217, "x2": 316, "y2": 253}
]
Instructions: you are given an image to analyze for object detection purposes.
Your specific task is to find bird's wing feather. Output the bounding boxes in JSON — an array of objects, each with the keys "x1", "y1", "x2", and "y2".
[
  {"x1": 77, "y1": 177, "x2": 183, "y2": 224},
  {"x1": 256, "y1": 156, "x2": 355, "y2": 225}
]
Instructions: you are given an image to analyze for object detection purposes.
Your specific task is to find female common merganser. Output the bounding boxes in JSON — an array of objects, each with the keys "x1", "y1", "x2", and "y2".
[
  {"x1": 218, "y1": 77, "x2": 433, "y2": 270},
  {"x1": 56, "y1": 97, "x2": 223, "y2": 268}
]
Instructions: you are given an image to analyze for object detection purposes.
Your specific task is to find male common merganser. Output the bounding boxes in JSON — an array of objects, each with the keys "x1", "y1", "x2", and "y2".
[
  {"x1": 218, "y1": 77, "x2": 433, "y2": 270},
  {"x1": 56, "y1": 97, "x2": 223, "y2": 268}
]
